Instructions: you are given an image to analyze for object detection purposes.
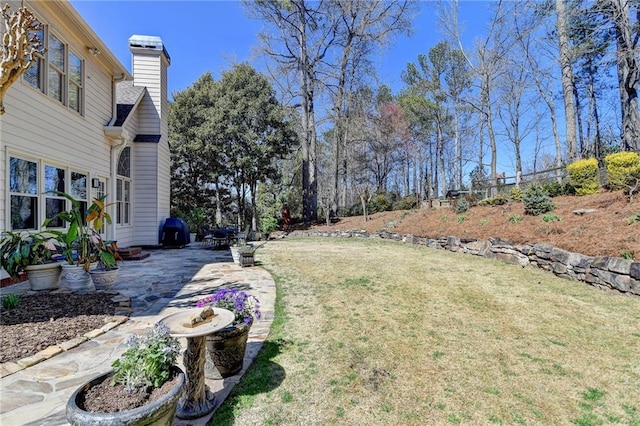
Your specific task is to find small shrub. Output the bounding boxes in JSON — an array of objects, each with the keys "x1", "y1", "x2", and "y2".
[
  {"x1": 370, "y1": 193, "x2": 392, "y2": 213},
  {"x1": 392, "y1": 196, "x2": 418, "y2": 211},
  {"x1": 509, "y1": 187, "x2": 523, "y2": 202},
  {"x1": 523, "y1": 185, "x2": 555, "y2": 216},
  {"x1": 508, "y1": 215, "x2": 523, "y2": 224},
  {"x1": 620, "y1": 251, "x2": 634, "y2": 260},
  {"x1": 605, "y1": 151, "x2": 640, "y2": 191},
  {"x1": 540, "y1": 181, "x2": 571, "y2": 197},
  {"x1": 454, "y1": 198, "x2": 469, "y2": 214},
  {"x1": 478, "y1": 193, "x2": 509, "y2": 206},
  {"x1": 542, "y1": 213, "x2": 562, "y2": 223},
  {"x1": 628, "y1": 212, "x2": 640, "y2": 224},
  {"x1": 567, "y1": 158, "x2": 600, "y2": 195},
  {"x1": 1, "y1": 294, "x2": 22, "y2": 310},
  {"x1": 457, "y1": 215, "x2": 467, "y2": 224}
]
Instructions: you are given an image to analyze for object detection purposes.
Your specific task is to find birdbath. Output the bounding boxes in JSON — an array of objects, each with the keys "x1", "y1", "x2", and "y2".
[{"x1": 161, "y1": 307, "x2": 234, "y2": 420}]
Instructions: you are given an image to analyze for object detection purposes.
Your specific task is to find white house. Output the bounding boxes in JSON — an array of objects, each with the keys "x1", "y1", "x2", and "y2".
[{"x1": 0, "y1": 1, "x2": 171, "y2": 260}]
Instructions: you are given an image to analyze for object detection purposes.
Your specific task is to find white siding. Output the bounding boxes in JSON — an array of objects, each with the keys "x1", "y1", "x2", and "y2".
[
  {"x1": 133, "y1": 141, "x2": 160, "y2": 245},
  {"x1": 132, "y1": 53, "x2": 162, "y2": 135}
]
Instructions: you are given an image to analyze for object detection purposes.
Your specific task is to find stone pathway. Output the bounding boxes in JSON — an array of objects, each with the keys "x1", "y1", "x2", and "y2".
[{"x1": 0, "y1": 243, "x2": 275, "y2": 426}]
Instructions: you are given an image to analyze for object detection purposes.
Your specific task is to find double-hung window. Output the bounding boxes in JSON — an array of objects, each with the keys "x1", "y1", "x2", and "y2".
[
  {"x1": 9, "y1": 157, "x2": 38, "y2": 230},
  {"x1": 116, "y1": 148, "x2": 131, "y2": 226},
  {"x1": 24, "y1": 23, "x2": 84, "y2": 114}
]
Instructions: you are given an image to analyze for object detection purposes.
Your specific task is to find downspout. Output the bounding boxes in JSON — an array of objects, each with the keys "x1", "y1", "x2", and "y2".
[{"x1": 107, "y1": 73, "x2": 127, "y2": 241}]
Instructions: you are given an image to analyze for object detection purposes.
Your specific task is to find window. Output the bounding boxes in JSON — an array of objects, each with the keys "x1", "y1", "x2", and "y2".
[
  {"x1": 44, "y1": 164, "x2": 66, "y2": 227},
  {"x1": 8, "y1": 155, "x2": 91, "y2": 231},
  {"x1": 24, "y1": 23, "x2": 44, "y2": 91},
  {"x1": 68, "y1": 51, "x2": 83, "y2": 113},
  {"x1": 71, "y1": 171, "x2": 88, "y2": 224},
  {"x1": 23, "y1": 24, "x2": 84, "y2": 114},
  {"x1": 9, "y1": 157, "x2": 38, "y2": 230},
  {"x1": 48, "y1": 33, "x2": 65, "y2": 103},
  {"x1": 116, "y1": 148, "x2": 131, "y2": 225}
]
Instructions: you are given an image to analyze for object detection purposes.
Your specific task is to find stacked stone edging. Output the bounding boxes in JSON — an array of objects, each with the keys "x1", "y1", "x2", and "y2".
[{"x1": 291, "y1": 229, "x2": 640, "y2": 296}]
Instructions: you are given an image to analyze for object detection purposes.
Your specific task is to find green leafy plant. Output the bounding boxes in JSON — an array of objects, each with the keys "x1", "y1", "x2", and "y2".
[
  {"x1": 542, "y1": 213, "x2": 562, "y2": 223},
  {"x1": 479, "y1": 219, "x2": 489, "y2": 226},
  {"x1": 508, "y1": 215, "x2": 524, "y2": 224},
  {"x1": 440, "y1": 214, "x2": 448, "y2": 222},
  {"x1": 457, "y1": 215, "x2": 467, "y2": 224},
  {"x1": 621, "y1": 251, "x2": 634, "y2": 260},
  {"x1": 627, "y1": 212, "x2": 640, "y2": 224},
  {"x1": 523, "y1": 185, "x2": 555, "y2": 216},
  {"x1": 0, "y1": 230, "x2": 62, "y2": 279},
  {"x1": 1, "y1": 294, "x2": 22, "y2": 310},
  {"x1": 111, "y1": 322, "x2": 181, "y2": 392},
  {"x1": 260, "y1": 215, "x2": 278, "y2": 234},
  {"x1": 454, "y1": 198, "x2": 469, "y2": 214},
  {"x1": 45, "y1": 193, "x2": 121, "y2": 270}
]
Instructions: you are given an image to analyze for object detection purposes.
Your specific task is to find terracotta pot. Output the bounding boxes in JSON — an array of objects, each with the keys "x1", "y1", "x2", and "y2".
[
  {"x1": 205, "y1": 319, "x2": 252, "y2": 379},
  {"x1": 25, "y1": 262, "x2": 62, "y2": 291},
  {"x1": 66, "y1": 366, "x2": 185, "y2": 426}
]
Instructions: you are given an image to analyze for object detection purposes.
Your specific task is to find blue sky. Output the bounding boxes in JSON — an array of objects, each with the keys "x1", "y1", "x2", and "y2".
[{"x1": 70, "y1": 1, "x2": 493, "y2": 99}]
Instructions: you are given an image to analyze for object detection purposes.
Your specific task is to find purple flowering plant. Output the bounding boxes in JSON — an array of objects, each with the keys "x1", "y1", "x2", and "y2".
[{"x1": 197, "y1": 288, "x2": 261, "y2": 325}]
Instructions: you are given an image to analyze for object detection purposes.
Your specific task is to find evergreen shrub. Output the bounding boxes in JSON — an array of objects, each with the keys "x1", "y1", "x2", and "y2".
[
  {"x1": 454, "y1": 197, "x2": 469, "y2": 214},
  {"x1": 523, "y1": 185, "x2": 555, "y2": 216},
  {"x1": 605, "y1": 151, "x2": 640, "y2": 191},
  {"x1": 509, "y1": 187, "x2": 523, "y2": 202},
  {"x1": 567, "y1": 158, "x2": 599, "y2": 195}
]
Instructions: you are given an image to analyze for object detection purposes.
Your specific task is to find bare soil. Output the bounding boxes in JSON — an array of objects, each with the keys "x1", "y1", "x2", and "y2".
[
  {"x1": 79, "y1": 372, "x2": 180, "y2": 413},
  {"x1": 0, "y1": 293, "x2": 119, "y2": 364},
  {"x1": 306, "y1": 191, "x2": 640, "y2": 259}
]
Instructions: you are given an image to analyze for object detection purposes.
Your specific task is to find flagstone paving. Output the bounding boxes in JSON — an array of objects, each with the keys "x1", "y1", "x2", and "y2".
[{"x1": 0, "y1": 243, "x2": 275, "y2": 426}]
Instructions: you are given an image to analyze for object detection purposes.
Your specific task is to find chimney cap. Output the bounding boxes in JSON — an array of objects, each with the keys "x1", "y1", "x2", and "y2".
[{"x1": 128, "y1": 35, "x2": 171, "y2": 64}]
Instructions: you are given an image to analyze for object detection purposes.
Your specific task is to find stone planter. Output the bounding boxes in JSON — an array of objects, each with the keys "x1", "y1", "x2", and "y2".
[
  {"x1": 61, "y1": 263, "x2": 95, "y2": 292},
  {"x1": 25, "y1": 263, "x2": 62, "y2": 291},
  {"x1": 239, "y1": 252, "x2": 254, "y2": 267},
  {"x1": 66, "y1": 366, "x2": 185, "y2": 426},
  {"x1": 89, "y1": 267, "x2": 119, "y2": 290},
  {"x1": 205, "y1": 319, "x2": 252, "y2": 379}
]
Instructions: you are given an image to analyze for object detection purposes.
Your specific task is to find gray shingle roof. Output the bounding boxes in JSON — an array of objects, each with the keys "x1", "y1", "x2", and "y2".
[{"x1": 114, "y1": 81, "x2": 145, "y2": 127}]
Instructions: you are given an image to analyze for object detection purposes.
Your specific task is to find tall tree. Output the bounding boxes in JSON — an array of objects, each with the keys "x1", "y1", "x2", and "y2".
[
  {"x1": 556, "y1": 0, "x2": 579, "y2": 161},
  {"x1": 245, "y1": 0, "x2": 339, "y2": 223},
  {"x1": 215, "y1": 64, "x2": 298, "y2": 231},
  {"x1": 327, "y1": 0, "x2": 414, "y2": 214},
  {"x1": 600, "y1": 0, "x2": 640, "y2": 150}
]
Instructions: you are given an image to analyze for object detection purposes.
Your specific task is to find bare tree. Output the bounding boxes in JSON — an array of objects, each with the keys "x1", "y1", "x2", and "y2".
[
  {"x1": 244, "y1": 0, "x2": 339, "y2": 223},
  {"x1": 0, "y1": 4, "x2": 44, "y2": 115},
  {"x1": 556, "y1": 0, "x2": 579, "y2": 161},
  {"x1": 327, "y1": 0, "x2": 414, "y2": 215},
  {"x1": 600, "y1": 0, "x2": 640, "y2": 150}
]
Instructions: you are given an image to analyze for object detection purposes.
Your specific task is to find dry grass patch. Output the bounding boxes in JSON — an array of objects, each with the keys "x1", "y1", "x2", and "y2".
[{"x1": 216, "y1": 238, "x2": 640, "y2": 425}]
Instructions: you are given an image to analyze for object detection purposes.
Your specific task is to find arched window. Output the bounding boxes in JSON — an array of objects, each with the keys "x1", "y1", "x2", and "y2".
[{"x1": 116, "y1": 147, "x2": 131, "y2": 225}]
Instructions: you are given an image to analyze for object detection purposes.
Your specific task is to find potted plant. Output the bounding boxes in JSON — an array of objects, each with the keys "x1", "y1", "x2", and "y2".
[
  {"x1": 45, "y1": 193, "x2": 121, "y2": 291},
  {"x1": 238, "y1": 245, "x2": 256, "y2": 267},
  {"x1": 86, "y1": 197, "x2": 123, "y2": 290},
  {"x1": 196, "y1": 288, "x2": 261, "y2": 378},
  {"x1": 0, "y1": 229, "x2": 63, "y2": 291},
  {"x1": 66, "y1": 322, "x2": 185, "y2": 425}
]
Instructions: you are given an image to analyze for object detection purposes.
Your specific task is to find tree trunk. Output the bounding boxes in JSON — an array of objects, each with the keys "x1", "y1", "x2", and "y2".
[{"x1": 556, "y1": 0, "x2": 578, "y2": 161}]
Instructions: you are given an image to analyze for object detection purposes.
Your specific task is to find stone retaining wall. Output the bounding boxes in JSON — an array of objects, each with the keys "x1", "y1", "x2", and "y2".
[{"x1": 292, "y1": 229, "x2": 640, "y2": 296}]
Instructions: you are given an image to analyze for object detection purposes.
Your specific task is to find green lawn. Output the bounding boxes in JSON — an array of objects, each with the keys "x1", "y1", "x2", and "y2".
[{"x1": 213, "y1": 238, "x2": 640, "y2": 426}]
